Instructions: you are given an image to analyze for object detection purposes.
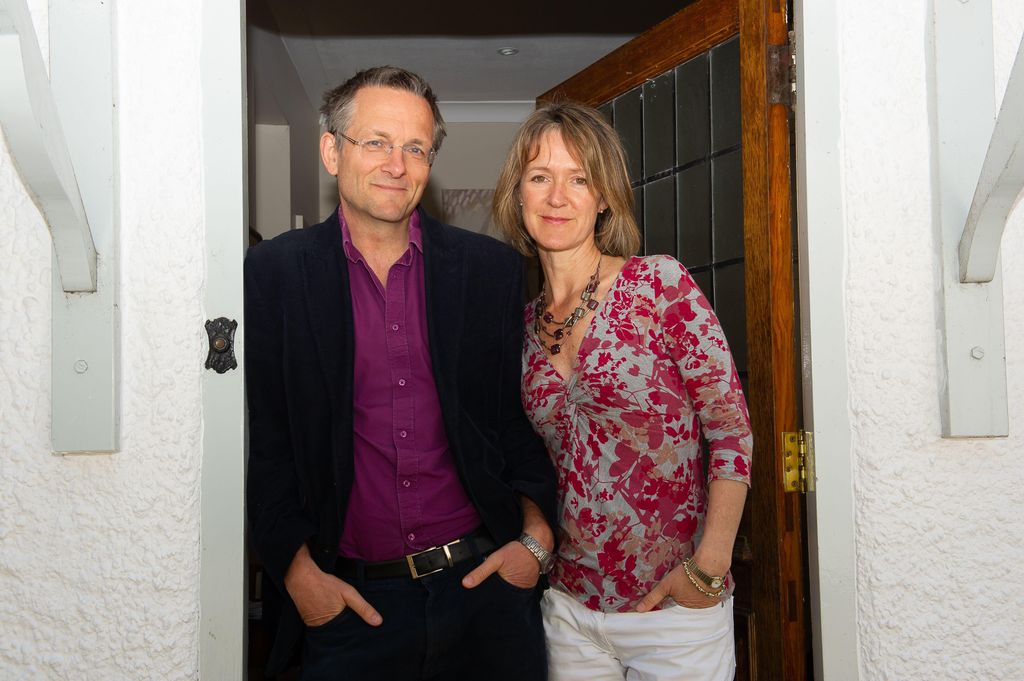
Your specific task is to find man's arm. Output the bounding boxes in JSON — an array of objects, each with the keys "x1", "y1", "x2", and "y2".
[
  {"x1": 493, "y1": 257, "x2": 559, "y2": 527},
  {"x1": 246, "y1": 248, "x2": 383, "y2": 626},
  {"x1": 245, "y1": 249, "x2": 316, "y2": 585},
  {"x1": 462, "y1": 255, "x2": 557, "y2": 589},
  {"x1": 462, "y1": 495, "x2": 554, "y2": 589}
]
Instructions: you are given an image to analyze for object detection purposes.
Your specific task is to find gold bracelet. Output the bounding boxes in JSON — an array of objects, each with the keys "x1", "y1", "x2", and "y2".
[
  {"x1": 681, "y1": 559, "x2": 726, "y2": 599},
  {"x1": 683, "y1": 556, "x2": 725, "y2": 590}
]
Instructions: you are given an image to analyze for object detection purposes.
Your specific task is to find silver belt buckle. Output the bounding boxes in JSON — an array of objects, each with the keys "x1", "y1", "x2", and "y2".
[{"x1": 406, "y1": 541, "x2": 456, "y2": 579}]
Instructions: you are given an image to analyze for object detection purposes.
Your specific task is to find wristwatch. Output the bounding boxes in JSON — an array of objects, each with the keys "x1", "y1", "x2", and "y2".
[
  {"x1": 684, "y1": 556, "x2": 725, "y2": 590},
  {"x1": 518, "y1": 533, "x2": 555, "y2": 574}
]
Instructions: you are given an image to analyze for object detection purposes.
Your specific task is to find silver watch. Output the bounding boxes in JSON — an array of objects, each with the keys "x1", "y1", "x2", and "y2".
[{"x1": 518, "y1": 533, "x2": 555, "y2": 574}]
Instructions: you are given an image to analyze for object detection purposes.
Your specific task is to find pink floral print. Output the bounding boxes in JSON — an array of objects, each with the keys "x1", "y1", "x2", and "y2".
[{"x1": 522, "y1": 255, "x2": 752, "y2": 612}]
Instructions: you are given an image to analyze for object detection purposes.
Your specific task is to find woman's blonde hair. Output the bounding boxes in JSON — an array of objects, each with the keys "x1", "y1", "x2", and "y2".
[{"x1": 493, "y1": 102, "x2": 641, "y2": 257}]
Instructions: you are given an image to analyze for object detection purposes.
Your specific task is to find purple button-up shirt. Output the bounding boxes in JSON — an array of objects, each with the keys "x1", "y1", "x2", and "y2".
[{"x1": 337, "y1": 209, "x2": 481, "y2": 561}]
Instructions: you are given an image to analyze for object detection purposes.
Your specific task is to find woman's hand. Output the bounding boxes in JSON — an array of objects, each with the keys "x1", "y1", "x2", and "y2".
[{"x1": 635, "y1": 563, "x2": 721, "y2": 611}]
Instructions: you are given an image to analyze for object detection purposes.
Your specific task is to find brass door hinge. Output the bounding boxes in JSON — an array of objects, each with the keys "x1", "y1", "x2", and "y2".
[
  {"x1": 768, "y1": 30, "x2": 797, "y2": 109},
  {"x1": 782, "y1": 430, "x2": 814, "y2": 493}
]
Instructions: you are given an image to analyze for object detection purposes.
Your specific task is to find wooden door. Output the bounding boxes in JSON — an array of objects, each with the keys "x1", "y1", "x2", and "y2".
[{"x1": 538, "y1": 1, "x2": 806, "y2": 679}]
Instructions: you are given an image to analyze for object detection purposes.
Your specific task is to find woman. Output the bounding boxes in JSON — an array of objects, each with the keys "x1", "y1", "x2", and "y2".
[{"x1": 493, "y1": 102, "x2": 753, "y2": 681}]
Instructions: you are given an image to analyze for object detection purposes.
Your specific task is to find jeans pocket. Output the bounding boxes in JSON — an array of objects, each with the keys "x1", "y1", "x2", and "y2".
[
  {"x1": 492, "y1": 573, "x2": 538, "y2": 596},
  {"x1": 305, "y1": 607, "x2": 353, "y2": 632},
  {"x1": 670, "y1": 598, "x2": 723, "y2": 612}
]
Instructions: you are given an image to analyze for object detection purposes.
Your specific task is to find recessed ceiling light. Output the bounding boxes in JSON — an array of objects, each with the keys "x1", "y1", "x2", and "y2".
[{"x1": 497, "y1": 47, "x2": 519, "y2": 57}]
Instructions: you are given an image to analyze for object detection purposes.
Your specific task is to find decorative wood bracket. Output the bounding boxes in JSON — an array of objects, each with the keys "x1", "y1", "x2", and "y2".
[
  {"x1": 959, "y1": 36, "x2": 1024, "y2": 284},
  {"x1": 0, "y1": 0, "x2": 119, "y2": 453},
  {"x1": 933, "y1": 0, "x2": 1011, "y2": 438},
  {"x1": 0, "y1": 0, "x2": 95, "y2": 292}
]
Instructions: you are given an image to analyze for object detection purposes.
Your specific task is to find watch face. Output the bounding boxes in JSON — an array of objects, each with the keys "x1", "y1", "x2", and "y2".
[{"x1": 710, "y1": 577, "x2": 724, "y2": 589}]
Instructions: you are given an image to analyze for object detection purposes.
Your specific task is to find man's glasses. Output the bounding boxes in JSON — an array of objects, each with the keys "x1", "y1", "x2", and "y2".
[{"x1": 336, "y1": 132, "x2": 436, "y2": 166}]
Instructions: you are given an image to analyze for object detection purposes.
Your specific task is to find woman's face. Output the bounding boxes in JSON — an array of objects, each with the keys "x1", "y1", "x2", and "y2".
[{"x1": 519, "y1": 129, "x2": 607, "y2": 256}]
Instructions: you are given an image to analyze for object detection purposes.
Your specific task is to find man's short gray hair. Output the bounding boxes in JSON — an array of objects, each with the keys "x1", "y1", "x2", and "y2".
[{"x1": 319, "y1": 65, "x2": 447, "y2": 152}]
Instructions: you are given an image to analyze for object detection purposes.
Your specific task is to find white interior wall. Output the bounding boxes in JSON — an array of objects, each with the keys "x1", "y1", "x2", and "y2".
[
  {"x1": 422, "y1": 121, "x2": 521, "y2": 219},
  {"x1": 253, "y1": 123, "x2": 292, "y2": 240},
  {"x1": 0, "y1": 1, "x2": 207, "y2": 679},
  {"x1": 835, "y1": 2, "x2": 1024, "y2": 679},
  {"x1": 249, "y1": 24, "x2": 319, "y2": 233},
  {"x1": 319, "y1": 162, "x2": 336, "y2": 220}
]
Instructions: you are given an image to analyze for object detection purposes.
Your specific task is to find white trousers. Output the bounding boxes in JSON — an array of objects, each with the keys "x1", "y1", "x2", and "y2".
[{"x1": 541, "y1": 587, "x2": 736, "y2": 681}]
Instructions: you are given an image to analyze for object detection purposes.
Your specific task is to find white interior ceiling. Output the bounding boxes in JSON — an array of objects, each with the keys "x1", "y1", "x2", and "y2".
[
  {"x1": 282, "y1": 34, "x2": 636, "y2": 104},
  {"x1": 252, "y1": 0, "x2": 690, "y2": 119}
]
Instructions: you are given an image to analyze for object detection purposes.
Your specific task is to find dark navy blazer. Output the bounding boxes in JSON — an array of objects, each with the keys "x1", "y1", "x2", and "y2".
[{"x1": 244, "y1": 208, "x2": 557, "y2": 671}]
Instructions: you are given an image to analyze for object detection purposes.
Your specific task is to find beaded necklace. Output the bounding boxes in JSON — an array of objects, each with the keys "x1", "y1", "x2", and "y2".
[{"x1": 534, "y1": 255, "x2": 602, "y2": 356}]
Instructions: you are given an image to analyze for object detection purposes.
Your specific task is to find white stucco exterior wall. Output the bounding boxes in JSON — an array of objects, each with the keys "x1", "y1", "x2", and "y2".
[
  {"x1": 838, "y1": 2, "x2": 1024, "y2": 679},
  {"x1": 0, "y1": 1, "x2": 207, "y2": 678}
]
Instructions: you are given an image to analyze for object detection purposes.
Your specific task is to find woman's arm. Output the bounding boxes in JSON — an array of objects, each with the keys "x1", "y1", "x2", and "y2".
[
  {"x1": 638, "y1": 257, "x2": 752, "y2": 610},
  {"x1": 635, "y1": 479, "x2": 747, "y2": 611},
  {"x1": 692, "y1": 478, "x2": 748, "y2": 576}
]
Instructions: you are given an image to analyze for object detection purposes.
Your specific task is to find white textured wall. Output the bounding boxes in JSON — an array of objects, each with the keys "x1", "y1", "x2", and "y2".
[
  {"x1": 0, "y1": 1, "x2": 206, "y2": 679},
  {"x1": 840, "y1": 2, "x2": 1024, "y2": 679}
]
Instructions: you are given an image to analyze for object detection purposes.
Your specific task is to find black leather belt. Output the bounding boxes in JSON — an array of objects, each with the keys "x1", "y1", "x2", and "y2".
[{"x1": 334, "y1": 528, "x2": 496, "y2": 580}]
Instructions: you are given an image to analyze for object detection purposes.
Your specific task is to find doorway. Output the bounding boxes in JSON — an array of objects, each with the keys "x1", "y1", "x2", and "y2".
[{"x1": 239, "y1": 1, "x2": 812, "y2": 679}]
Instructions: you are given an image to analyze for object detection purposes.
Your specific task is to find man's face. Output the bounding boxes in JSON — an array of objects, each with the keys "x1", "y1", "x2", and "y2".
[{"x1": 321, "y1": 86, "x2": 434, "y2": 229}]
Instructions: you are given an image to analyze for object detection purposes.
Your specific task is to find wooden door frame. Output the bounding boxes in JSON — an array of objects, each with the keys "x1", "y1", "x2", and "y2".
[
  {"x1": 737, "y1": 1, "x2": 804, "y2": 679},
  {"x1": 539, "y1": 1, "x2": 807, "y2": 679}
]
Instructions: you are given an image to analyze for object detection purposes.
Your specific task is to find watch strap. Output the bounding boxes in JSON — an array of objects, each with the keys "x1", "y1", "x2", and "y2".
[
  {"x1": 518, "y1": 533, "x2": 555, "y2": 574},
  {"x1": 683, "y1": 556, "x2": 725, "y2": 590}
]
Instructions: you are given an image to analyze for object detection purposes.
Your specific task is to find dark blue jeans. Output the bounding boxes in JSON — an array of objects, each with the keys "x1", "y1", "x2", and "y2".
[{"x1": 300, "y1": 557, "x2": 547, "y2": 681}]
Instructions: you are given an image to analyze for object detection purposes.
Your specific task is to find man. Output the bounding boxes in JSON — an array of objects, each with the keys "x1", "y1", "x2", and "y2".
[{"x1": 245, "y1": 66, "x2": 557, "y2": 681}]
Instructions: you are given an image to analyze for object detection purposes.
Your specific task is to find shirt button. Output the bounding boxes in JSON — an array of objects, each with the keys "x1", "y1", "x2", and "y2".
[
  {"x1": 407, "y1": 533, "x2": 415, "y2": 542},
  {"x1": 391, "y1": 324, "x2": 399, "y2": 331},
  {"x1": 398, "y1": 378, "x2": 407, "y2": 387},
  {"x1": 403, "y1": 480, "x2": 411, "y2": 488},
  {"x1": 399, "y1": 430, "x2": 408, "y2": 438}
]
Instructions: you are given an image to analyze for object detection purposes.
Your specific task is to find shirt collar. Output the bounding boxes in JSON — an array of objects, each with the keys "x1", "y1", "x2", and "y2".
[{"x1": 339, "y1": 206, "x2": 423, "y2": 264}]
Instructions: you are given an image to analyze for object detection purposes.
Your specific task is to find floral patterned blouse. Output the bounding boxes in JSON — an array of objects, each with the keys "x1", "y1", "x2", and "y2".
[{"x1": 522, "y1": 255, "x2": 753, "y2": 613}]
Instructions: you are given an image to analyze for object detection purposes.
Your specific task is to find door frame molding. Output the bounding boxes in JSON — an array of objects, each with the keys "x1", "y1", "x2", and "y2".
[
  {"x1": 190, "y1": 0, "x2": 868, "y2": 677},
  {"x1": 737, "y1": 0, "x2": 806, "y2": 676},
  {"x1": 793, "y1": 0, "x2": 862, "y2": 678},
  {"x1": 199, "y1": 0, "x2": 248, "y2": 677},
  {"x1": 539, "y1": 2, "x2": 739, "y2": 104}
]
